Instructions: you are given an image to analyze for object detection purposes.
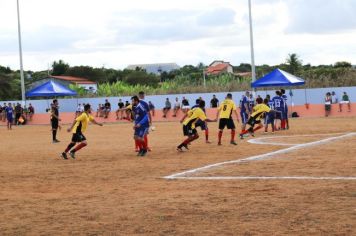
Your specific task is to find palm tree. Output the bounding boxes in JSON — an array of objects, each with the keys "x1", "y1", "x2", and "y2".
[{"x1": 286, "y1": 53, "x2": 302, "y2": 75}]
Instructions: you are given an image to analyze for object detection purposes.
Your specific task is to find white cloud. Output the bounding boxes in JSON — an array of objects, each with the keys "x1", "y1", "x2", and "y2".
[{"x1": 0, "y1": 0, "x2": 355, "y2": 71}]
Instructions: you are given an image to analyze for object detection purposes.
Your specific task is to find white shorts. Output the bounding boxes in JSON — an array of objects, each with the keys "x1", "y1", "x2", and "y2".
[
  {"x1": 340, "y1": 101, "x2": 350, "y2": 104},
  {"x1": 182, "y1": 105, "x2": 190, "y2": 109}
]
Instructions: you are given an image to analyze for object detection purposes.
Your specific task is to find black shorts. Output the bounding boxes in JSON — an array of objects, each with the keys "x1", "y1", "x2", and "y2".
[
  {"x1": 51, "y1": 119, "x2": 58, "y2": 129},
  {"x1": 275, "y1": 111, "x2": 282, "y2": 120},
  {"x1": 247, "y1": 116, "x2": 261, "y2": 126},
  {"x1": 195, "y1": 120, "x2": 207, "y2": 130},
  {"x1": 325, "y1": 104, "x2": 331, "y2": 111},
  {"x1": 219, "y1": 118, "x2": 235, "y2": 130},
  {"x1": 183, "y1": 125, "x2": 197, "y2": 136},
  {"x1": 71, "y1": 132, "x2": 86, "y2": 142}
]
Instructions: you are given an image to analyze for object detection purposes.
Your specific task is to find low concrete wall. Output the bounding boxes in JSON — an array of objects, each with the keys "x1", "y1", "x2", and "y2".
[{"x1": 1, "y1": 103, "x2": 354, "y2": 126}]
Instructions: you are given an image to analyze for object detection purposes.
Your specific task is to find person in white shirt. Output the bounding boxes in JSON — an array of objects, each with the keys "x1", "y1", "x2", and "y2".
[
  {"x1": 173, "y1": 97, "x2": 181, "y2": 117},
  {"x1": 331, "y1": 91, "x2": 338, "y2": 104}
]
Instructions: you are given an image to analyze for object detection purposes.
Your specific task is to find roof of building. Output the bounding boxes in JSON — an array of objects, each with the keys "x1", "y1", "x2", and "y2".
[
  {"x1": 49, "y1": 75, "x2": 96, "y2": 85},
  {"x1": 206, "y1": 63, "x2": 231, "y2": 75}
]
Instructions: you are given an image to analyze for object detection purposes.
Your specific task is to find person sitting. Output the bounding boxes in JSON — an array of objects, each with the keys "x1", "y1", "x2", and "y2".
[
  {"x1": 75, "y1": 103, "x2": 84, "y2": 117},
  {"x1": 339, "y1": 92, "x2": 351, "y2": 112},
  {"x1": 104, "y1": 99, "x2": 111, "y2": 118},
  {"x1": 181, "y1": 97, "x2": 190, "y2": 114},
  {"x1": 116, "y1": 99, "x2": 125, "y2": 120},
  {"x1": 173, "y1": 97, "x2": 181, "y2": 117},
  {"x1": 96, "y1": 104, "x2": 103, "y2": 117},
  {"x1": 162, "y1": 98, "x2": 171, "y2": 118}
]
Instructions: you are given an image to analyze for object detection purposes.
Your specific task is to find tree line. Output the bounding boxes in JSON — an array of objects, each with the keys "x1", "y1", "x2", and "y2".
[{"x1": 0, "y1": 54, "x2": 355, "y2": 100}]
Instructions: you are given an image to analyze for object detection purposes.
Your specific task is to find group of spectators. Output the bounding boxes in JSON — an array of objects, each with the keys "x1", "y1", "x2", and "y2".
[
  {"x1": 162, "y1": 95, "x2": 221, "y2": 118},
  {"x1": 0, "y1": 102, "x2": 35, "y2": 129},
  {"x1": 324, "y1": 91, "x2": 351, "y2": 117}
]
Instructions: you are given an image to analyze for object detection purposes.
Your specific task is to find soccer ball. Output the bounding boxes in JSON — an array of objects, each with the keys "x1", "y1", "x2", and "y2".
[{"x1": 150, "y1": 126, "x2": 156, "y2": 131}]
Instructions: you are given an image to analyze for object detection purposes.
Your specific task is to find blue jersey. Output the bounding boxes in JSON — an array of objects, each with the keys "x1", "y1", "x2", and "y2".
[
  {"x1": 5, "y1": 107, "x2": 13, "y2": 117},
  {"x1": 240, "y1": 96, "x2": 249, "y2": 113},
  {"x1": 139, "y1": 100, "x2": 150, "y2": 112},
  {"x1": 281, "y1": 94, "x2": 288, "y2": 108},
  {"x1": 268, "y1": 100, "x2": 274, "y2": 109},
  {"x1": 272, "y1": 96, "x2": 285, "y2": 111},
  {"x1": 133, "y1": 103, "x2": 149, "y2": 126}
]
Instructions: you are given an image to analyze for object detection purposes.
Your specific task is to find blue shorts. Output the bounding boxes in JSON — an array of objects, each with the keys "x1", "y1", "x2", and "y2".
[
  {"x1": 195, "y1": 119, "x2": 207, "y2": 130},
  {"x1": 7, "y1": 116, "x2": 13, "y2": 123},
  {"x1": 240, "y1": 112, "x2": 248, "y2": 124},
  {"x1": 265, "y1": 111, "x2": 275, "y2": 125},
  {"x1": 134, "y1": 125, "x2": 149, "y2": 138}
]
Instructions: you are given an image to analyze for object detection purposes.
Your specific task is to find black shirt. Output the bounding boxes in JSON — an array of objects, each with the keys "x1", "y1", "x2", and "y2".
[
  {"x1": 118, "y1": 102, "x2": 124, "y2": 109},
  {"x1": 51, "y1": 106, "x2": 59, "y2": 121},
  {"x1": 105, "y1": 102, "x2": 111, "y2": 109},
  {"x1": 182, "y1": 99, "x2": 189, "y2": 106},
  {"x1": 210, "y1": 98, "x2": 219, "y2": 108}
]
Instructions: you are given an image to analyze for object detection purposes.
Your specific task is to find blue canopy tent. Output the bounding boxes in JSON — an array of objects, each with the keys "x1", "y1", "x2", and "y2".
[
  {"x1": 251, "y1": 68, "x2": 306, "y2": 112},
  {"x1": 26, "y1": 80, "x2": 77, "y2": 97},
  {"x1": 251, "y1": 68, "x2": 305, "y2": 88}
]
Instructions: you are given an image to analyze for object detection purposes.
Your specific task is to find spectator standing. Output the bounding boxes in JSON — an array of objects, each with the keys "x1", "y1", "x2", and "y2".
[
  {"x1": 210, "y1": 95, "x2": 219, "y2": 108},
  {"x1": 173, "y1": 97, "x2": 181, "y2": 117},
  {"x1": 248, "y1": 93, "x2": 255, "y2": 112},
  {"x1": 0, "y1": 104, "x2": 3, "y2": 121},
  {"x1": 162, "y1": 98, "x2": 171, "y2": 118},
  {"x1": 28, "y1": 103, "x2": 35, "y2": 121},
  {"x1": 14, "y1": 103, "x2": 23, "y2": 125},
  {"x1": 51, "y1": 99, "x2": 61, "y2": 143},
  {"x1": 104, "y1": 99, "x2": 111, "y2": 118},
  {"x1": 181, "y1": 97, "x2": 190, "y2": 113},
  {"x1": 5, "y1": 103, "x2": 14, "y2": 130},
  {"x1": 331, "y1": 91, "x2": 338, "y2": 104},
  {"x1": 148, "y1": 101, "x2": 155, "y2": 117},
  {"x1": 324, "y1": 92, "x2": 332, "y2": 117},
  {"x1": 339, "y1": 92, "x2": 351, "y2": 112}
]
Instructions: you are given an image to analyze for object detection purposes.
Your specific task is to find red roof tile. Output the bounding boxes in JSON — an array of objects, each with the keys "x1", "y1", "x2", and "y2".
[
  {"x1": 206, "y1": 63, "x2": 229, "y2": 74},
  {"x1": 50, "y1": 76, "x2": 96, "y2": 84}
]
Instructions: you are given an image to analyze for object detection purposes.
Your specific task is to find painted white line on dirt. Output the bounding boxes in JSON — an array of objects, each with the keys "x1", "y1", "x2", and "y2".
[
  {"x1": 164, "y1": 132, "x2": 356, "y2": 180},
  {"x1": 170, "y1": 176, "x2": 356, "y2": 181},
  {"x1": 247, "y1": 132, "x2": 346, "y2": 146}
]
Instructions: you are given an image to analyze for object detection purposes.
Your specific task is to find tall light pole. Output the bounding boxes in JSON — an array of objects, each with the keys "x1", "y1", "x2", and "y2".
[
  {"x1": 16, "y1": 0, "x2": 26, "y2": 103},
  {"x1": 248, "y1": 0, "x2": 256, "y2": 85}
]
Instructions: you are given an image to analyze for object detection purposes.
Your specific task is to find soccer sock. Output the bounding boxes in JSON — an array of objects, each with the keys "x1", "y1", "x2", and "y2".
[
  {"x1": 240, "y1": 129, "x2": 250, "y2": 135},
  {"x1": 144, "y1": 135, "x2": 148, "y2": 148},
  {"x1": 281, "y1": 120, "x2": 286, "y2": 129},
  {"x1": 142, "y1": 139, "x2": 147, "y2": 150},
  {"x1": 253, "y1": 126, "x2": 262, "y2": 132},
  {"x1": 135, "y1": 140, "x2": 140, "y2": 150},
  {"x1": 231, "y1": 130, "x2": 236, "y2": 142},
  {"x1": 52, "y1": 130, "x2": 57, "y2": 140},
  {"x1": 218, "y1": 130, "x2": 223, "y2": 143},
  {"x1": 205, "y1": 129, "x2": 209, "y2": 141},
  {"x1": 72, "y1": 143, "x2": 87, "y2": 153},
  {"x1": 65, "y1": 143, "x2": 76, "y2": 153}
]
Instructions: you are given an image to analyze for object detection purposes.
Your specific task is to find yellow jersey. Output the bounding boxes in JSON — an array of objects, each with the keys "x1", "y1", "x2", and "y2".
[
  {"x1": 183, "y1": 107, "x2": 207, "y2": 128},
  {"x1": 251, "y1": 104, "x2": 271, "y2": 121},
  {"x1": 72, "y1": 112, "x2": 94, "y2": 134},
  {"x1": 218, "y1": 99, "x2": 237, "y2": 119}
]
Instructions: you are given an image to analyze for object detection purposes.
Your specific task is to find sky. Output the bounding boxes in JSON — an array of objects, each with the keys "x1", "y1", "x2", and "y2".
[{"x1": 0, "y1": 0, "x2": 355, "y2": 71}]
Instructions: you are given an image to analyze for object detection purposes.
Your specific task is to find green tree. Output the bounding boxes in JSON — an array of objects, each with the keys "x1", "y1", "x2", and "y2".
[
  {"x1": 52, "y1": 60, "x2": 69, "y2": 75},
  {"x1": 286, "y1": 53, "x2": 302, "y2": 75},
  {"x1": 334, "y1": 61, "x2": 352, "y2": 68},
  {"x1": 123, "y1": 70, "x2": 159, "y2": 86},
  {"x1": 0, "y1": 73, "x2": 12, "y2": 100}
]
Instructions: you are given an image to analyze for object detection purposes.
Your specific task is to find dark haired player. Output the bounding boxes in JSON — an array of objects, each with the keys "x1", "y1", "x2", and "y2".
[
  {"x1": 272, "y1": 90, "x2": 285, "y2": 130},
  {"x1": 216, "y1": 93, "x2": 240, "y2": 145},
  {"x1": 240, "y1": 97, "x2": 271, "y2": 138},
  {"x1": 186, "y1": 99, "x2": 210, "y2": 143},
  {"x1": 280, "y1": 89, "x2": 289, "y2": 129},
  {"x1": 136, "y1": 91, "x2": 152, "y2": 152},
  {"x1": 61, "y1": 104, "x2": 103, "y2": 159},
  {"x1": 177, "y1": 100, "x2": 216, "y2": 151},
  {"x1": 51, "y1": 99, "x2": 61, "y2": 143},
  {"x1": 132, "y1": 95, "x2": 150, "y2": 156}
]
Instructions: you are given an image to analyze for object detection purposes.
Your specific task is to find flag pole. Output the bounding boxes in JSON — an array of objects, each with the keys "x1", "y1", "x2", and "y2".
[
  {"x1": 16, "y1": 0, "x2": 26, "y2": 104},
  {"x1": 248, "y1": 0, "x2": 256, "y2": 94}
]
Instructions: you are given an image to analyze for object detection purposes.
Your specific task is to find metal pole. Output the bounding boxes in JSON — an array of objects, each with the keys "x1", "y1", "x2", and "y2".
[
  {"x1": 203, "y1": 70, "x2": 206, "y2": 87},
  {"x1": 16, "y1": 0, "x2": 26, "y2": 103},
  {"x1": 248, "y1": 0, "x2": 256, "y2": 86}
]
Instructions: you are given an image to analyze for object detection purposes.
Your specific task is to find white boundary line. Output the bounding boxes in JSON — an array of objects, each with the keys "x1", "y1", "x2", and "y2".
[
  {"x1": 164, "y1": 132, "x2": 356, "y2": 180},
  {"x1": 171, "y1": 176, "x2": 356, "y2": 181}
]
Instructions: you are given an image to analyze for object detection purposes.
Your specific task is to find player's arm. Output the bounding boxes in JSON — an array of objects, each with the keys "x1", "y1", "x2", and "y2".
[
  {"x1": 51, "y1": 110, "x2": 61, "y2": 121},
  {"x1": 135, "y1": 114, "x2": 149, "y2": 128},
  {"x1": 90, "y1": 117, "x2": 103, "y2": 126},
  {"x1": 180, "y1": 113, "x2": 188, "y2": 123},
  {"x1": 215, "y1": 106, "x2": 222, "y2": 120},
  {"x1": 233, "y1": 110, "x2": 240, "y2": 123},
  {"x1": 67, "y1": 119, "x2": 76, "y2": 132}
]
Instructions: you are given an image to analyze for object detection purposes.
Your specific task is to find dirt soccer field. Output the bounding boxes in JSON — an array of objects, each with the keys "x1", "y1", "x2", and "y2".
[{"x1": 1, "y1": 117, "x2": 356, "y2": 235}]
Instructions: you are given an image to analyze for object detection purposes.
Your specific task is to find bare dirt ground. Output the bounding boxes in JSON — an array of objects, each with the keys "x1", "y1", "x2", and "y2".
[{"x1": 0, "y1": 117, "x2": 355, "y2": 235}]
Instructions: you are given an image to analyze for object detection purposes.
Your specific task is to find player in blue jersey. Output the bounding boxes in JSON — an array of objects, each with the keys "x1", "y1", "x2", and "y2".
[
  {"x1": 136, "y1": 91, "x2": 152, "y2": 152},
  {"x1": 264, "y1": 97, "x2": 275, "y2": 133},
  {"x1": 131, "y1": 95, "x2": 150, "y2": 157},
  {"x1": 272, "y1": 90, "x2": 285, "y2": 130},
  {"x1": 280, "y1": 89, "x2": 289, "y2": 129},
  {"x1": 5, "y1": 103, "x2": 14, "y2": 130},
  {"x1": 239, "y1": 91, "x2": 250, "y2": 133}
]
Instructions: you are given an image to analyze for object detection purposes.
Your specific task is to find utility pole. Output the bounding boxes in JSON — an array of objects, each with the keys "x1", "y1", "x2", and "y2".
[
  {"x1": 16, "y1": 0, "x2": 26, "y2": 103},
  {"x1": 248, "y1": 0, "x2": 256, "y2": 88}
]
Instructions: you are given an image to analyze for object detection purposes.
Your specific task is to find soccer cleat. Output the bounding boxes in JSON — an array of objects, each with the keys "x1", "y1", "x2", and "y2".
[
  {"x1": 239, "y1": 134, "x2": 244, "y2": 140},
  {"x1": 183, "y1": 144, "x2": 189, "y2": 150},
  {"x1": 205, "y1": 140, "x2": 211, "y2": 144},
  {"x1": 218, "y1": 142, "x2": 222, "y2": 145},
  {"x1": 230, "y1": 141, "x2": 238, "y2": 145},
  {"x1": 176, "y1": 147, "x2": 184, "y2": 152},
  {"x1": 53, "y1": 139, "x2": 60, "y2": 143},
  {"x1": 139, "y1": 149, "x2": 147, "y2": 157},
  {"x1": 69, "y1": 151, "x2": 76, "y2": 159},
  {"x1": 137, "y1": 149, "x2": 142, "y2": 156},
  {"x1": 60, "y1": 152, "x2": 68, "y2": 160}
]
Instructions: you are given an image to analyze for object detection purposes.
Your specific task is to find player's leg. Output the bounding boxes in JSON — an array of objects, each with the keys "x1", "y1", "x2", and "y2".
[
  {"x1": 347, "y1": 102, "x2": 351, "y2": 112},
  {"x1": 227, "y1": 119, "x2": 237, "y2": 145},
  {"x1": 177, "y1": 126, "x2": 198, "y2": 151},
  {"x1": 218, "y1": 119, "x2": 226, "y2": 145},
  {"x1": 135, "y1": 126, "x2": 149, "y2": 156}
]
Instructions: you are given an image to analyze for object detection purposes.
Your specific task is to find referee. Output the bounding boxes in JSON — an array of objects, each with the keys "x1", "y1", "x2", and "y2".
[{"x1": 51, "y1": 99, "x2": 61, "y2": 143}]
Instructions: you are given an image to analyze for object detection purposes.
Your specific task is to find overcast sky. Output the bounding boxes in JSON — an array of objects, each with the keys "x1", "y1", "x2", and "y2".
[{"x1": 0, "y1": 0, "x2": 355, "y2": 71}]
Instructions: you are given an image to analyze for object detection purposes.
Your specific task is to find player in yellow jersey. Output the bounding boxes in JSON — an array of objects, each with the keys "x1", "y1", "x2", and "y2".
[
  {"x1": 240, "y1": 97, "x2": 271, "y2": 139},
  {"x1": 177, "y1": 100, "x2": 216, "y2": 151},
  {"x1": 60, "y1": 104, "x2": 103, "y2": 159},
  {"x1": 216, "y1": 93, "x2": 240, "y2": 145}
]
